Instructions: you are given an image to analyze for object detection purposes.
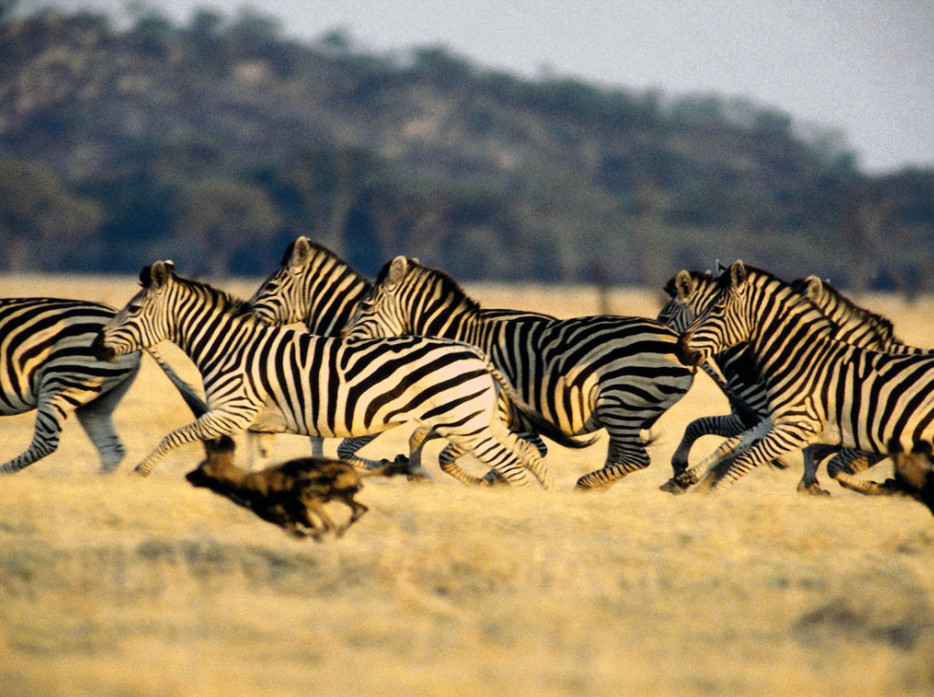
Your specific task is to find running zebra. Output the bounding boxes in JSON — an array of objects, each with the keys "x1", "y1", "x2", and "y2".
[
  {"x1": 676, "y1": 260, "x2": 934, "y2": 492},
  {"x1": 660, "y1": 269, "x2": 931, "y2": 494},
  {"x1": 0, "y1": 297, "x2": 203, "y2": 473},
  {"x1": 341, "y1": 256, "x2": 695, "y2": 489},
  {"x1": 247, "y1": 237, "x2": 372, "y2": 464},
  {"x1": 92, "y1": 261, "x2": 575, "y2": 487},
  {"x1": 249, "y1": 237, "x2": 551, "y2": 479},
  {"x1": 660, "y1": 270, "x2": 855, "y2": 494},
  {"x1": 657, "y1": 270, "x2": 780, "y2": 478}
]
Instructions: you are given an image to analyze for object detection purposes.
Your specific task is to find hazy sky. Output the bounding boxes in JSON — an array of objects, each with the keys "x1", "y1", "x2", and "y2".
[{"x1": 17, "y1": 0, "x2": 934, "y2": 173}]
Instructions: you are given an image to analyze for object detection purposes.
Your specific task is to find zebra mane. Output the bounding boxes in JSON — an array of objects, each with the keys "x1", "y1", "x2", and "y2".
[
  {"x1": 726, "y1": 264, "x2": 841, "y2": 334},
  {"x1": 789, "y1": 276, "x2": 898, "y2": 344},
  {"x1": 376, "y1": 259, "x2": 481, "y2": 314},
  {"x1": 279, "y1": 238, "x2": 343, "y2": 267},
  {"x1": 145, "y1": 268, "x2": 254, "y2": 318}
]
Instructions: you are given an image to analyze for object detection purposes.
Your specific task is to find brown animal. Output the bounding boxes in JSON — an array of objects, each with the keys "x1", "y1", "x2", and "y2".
[
  {"x1": 888, "y1": 440, "x2": 934, "y2": 517},
  {"x1": 186, "y1": 436, "x2": 408, "y2": 540}
]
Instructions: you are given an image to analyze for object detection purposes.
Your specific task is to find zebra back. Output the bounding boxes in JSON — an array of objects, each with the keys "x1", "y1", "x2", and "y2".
[
  {"x1": 249, "y1": 236, "x2": 372, "y2": 335},
  {"x1": 344, "y1": 256, "x2": 693, "y2": 440},
  {"x1": 344, "y1": 256, "x2": 551, "y2": 349},
  {"x1": 0, "y1": 297, "x2": 137, "y2": 414}
]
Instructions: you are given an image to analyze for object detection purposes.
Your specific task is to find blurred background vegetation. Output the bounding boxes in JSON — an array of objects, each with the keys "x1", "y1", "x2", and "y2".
[{"x1": 0, "y1": 3, "x2": 931, "y2": 293}]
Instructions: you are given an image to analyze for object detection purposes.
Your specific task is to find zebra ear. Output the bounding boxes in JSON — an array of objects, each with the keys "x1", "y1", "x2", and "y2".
[
  {"x1": 150, "y1": 261, "x2": 173, "y2": 291},
  {"x1": 290, "y1": 237, "x2": 312, "y2": 272},
  {"x1": 729, "y1": 260, "x2": 747, "y2": 289},
  {"x1": 804, "y1": 275, "x2": 823, "y2": 299},
  {"x1": 386, "y1": 256, "x2": 408, "y2": 290},
  {"x1": 674, "y1": 270, "x2": 694, "y2": 299}
]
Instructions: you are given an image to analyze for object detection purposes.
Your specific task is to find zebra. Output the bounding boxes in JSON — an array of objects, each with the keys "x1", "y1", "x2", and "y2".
[
  {"x1": 247, "y1": 236, "x2": 372, "y2": 465},
  {"x1": 249, "y1": 236, "x2": 552, "y2": 480},
  {"x1": 92, "y1": 260, "x2": 580, "y2": 487},
  {"x1": 676, "y1": 260, "x2": 934, "y2": 493},
  {"x1": 657, "y1": 270, "x2": 787, "y2": 481},
  {"x1": 341, "y1": 256, "x2": 696, "y2": 490},
  {"x1": 0, "y1": 296, "x2": 203, "y2": 473},
  {"x1": 658, "y1": 269, "x2": 934, "y2": 495}
]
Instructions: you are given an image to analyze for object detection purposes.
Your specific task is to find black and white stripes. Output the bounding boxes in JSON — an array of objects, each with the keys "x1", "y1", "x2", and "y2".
[
  {"x1": 677, "y1": 261, "x2": 934, "y2": 492},
  {"x1": 93, "y1": 261, "x2": 564, "y2": 486},
  {"x1": 0, "y1": 297, "x2": 201, "y2": 473},
  {"x1": 341, "y1": 256, "x2": 695, "y2": 489}
]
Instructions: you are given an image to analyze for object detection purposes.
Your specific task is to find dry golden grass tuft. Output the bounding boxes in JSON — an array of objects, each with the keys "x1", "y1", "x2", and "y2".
[{"x1": 1, "y1": 274, "x2": 933, "y2": 697}]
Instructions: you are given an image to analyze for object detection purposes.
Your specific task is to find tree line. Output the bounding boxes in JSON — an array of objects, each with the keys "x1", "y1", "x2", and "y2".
[{"x1": 0, "y1": 5, "x2": 931, "y2": 293}]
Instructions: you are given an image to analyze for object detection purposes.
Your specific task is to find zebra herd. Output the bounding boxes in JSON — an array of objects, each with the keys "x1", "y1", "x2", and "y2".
[{"x1": 2, "y1": 238, "x2": 932, "y2": 517}]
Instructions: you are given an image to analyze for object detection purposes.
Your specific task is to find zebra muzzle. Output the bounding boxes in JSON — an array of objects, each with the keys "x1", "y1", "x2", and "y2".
[
  {"x1": 676, "y1": 333, "x2": 703, "y2": 367},
  {"x1": 91, "y1": 333, "x2": 117, "y2": 362}
]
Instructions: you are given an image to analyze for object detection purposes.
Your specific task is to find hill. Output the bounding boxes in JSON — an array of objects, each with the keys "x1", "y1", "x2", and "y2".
[{"x1": 0, "y1": 7, "x2": 931, "y2": 290}]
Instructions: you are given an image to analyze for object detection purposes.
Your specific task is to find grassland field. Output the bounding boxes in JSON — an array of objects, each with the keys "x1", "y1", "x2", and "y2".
[{"x1": 0, "y1": 273, "x2": 933, "y2": 697}]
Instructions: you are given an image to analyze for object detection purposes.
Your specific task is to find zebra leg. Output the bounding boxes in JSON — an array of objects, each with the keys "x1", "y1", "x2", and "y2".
[
  {"x1": 0, "y1": 393, "x2": 73, "y2": 473},
  {"x1": 437, "y1": 421, "x2": 549, "y2": 489},
  {"x1": 430, "y1": 442, "x2": 510, "y2": 486},
  {"x1": 694, "y1": 421, "x2": 817, "y2": 493},
  {"x1": 134, "y1": 409, "x2": 258, "y2": 476},
  {"x1": 335, "y1": 434, "x2": 385, "y2": 469},
  {"x1": 437, "y1": 443, "x2": 489, "y2": 487},
  {"x1": 796, "y1": 446, "x2": 831, "y2": 496},
  {"x1": 477, "y1": 432, "x2": 546, "y2": 484},
  {"x1": 670, "y1": 412, "x2": 750, "y2": 476},
  {"x1": 75, "y1": 400, "x2": 126, "y2": 474},
  {"x1": 827, "y1": 450, "x2": 893, "y2": 495},
  {"x1": 402, "y1": 427, "x2": 435, "y2": 480},
  {"x1": 310, "y1": 435, "x2": 325, "y2": 458},
  {"x1": 661, "y1": 419, "x2": 772, "y2": 493},
  {"x1": 576, "y1": 436, "x2": 650, "y2": 490},
  {"x1": 73, "y1": 372, "x2": 136, "y2": 473}
]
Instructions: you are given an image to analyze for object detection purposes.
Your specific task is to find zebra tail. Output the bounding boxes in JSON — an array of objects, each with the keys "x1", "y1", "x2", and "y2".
[
  {"x1": 487, "y1": 365, "x2": 596, "y2": 450},
  {"x1": 145, "y1": 347, "x2": 210, "y2": 418}
]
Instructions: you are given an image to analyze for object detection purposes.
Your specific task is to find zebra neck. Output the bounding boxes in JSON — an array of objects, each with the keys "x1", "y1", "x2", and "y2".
[
  {"x1": 303, "y1": 276, "x2": 372, "y2": 336},
  {"x1": 170, "y1": 305, "x2": 260, "y2": 375},
  {"x1": 411, "y1": 298, "x2": 486, "y2": 346},
  {"x1": 745, "y1": 292, "x2": 837, "y2": 376}
]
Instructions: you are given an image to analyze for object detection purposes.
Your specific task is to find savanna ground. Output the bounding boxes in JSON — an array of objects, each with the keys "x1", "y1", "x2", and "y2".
[{"x1": 1, "y1": 273, "x2": 932, "y2": 697}]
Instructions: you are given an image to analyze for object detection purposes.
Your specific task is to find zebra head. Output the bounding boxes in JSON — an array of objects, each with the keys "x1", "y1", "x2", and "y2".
[
  {"x1": 677, "y1": 260, "x2": 753, "y2": 367},
  {"x1": 342, "y1": 256, "x2": 413, "y2": 340},
  {"x1": 92, "y1": 261, "x2": 177, "y2": 362},
  {"x1": 658, "y1": 269, "x2": 720, "y2": 333},
  {"x1": 249, "y1": 236, "x2": 316, "y2": 326}
]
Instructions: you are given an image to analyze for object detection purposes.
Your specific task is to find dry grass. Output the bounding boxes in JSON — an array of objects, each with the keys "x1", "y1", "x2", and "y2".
[{"x1": 1, "y1": 273, "x2": 933, "y2": 697}]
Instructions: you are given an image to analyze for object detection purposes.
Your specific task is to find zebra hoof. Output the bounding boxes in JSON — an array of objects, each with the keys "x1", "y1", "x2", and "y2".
[
  {"x1": 659, "y1": 477, "x2": 689, "y2": 495},
  {"x1": 482, "y1": 469, "x2": 510, "y2": 487},
  {"x1": 796, "y1": 481, "x2": 831, "y2": 496}
]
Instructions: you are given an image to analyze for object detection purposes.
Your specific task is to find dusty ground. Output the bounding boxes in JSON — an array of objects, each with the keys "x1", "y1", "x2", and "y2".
[{"x1": 0, "y1": 273, "x2": 932, "y2": 697}]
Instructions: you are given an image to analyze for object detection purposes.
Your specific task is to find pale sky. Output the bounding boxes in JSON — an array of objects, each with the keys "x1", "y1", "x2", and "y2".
[{"x1": 16, "y1": 0, "x2": 934, "y2": 174}]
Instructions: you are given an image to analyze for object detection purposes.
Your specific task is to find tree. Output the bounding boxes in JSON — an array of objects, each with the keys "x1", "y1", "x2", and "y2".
[
  {"x1": 173, "y1": 178, "x2": 280, "y2": 277},
  {"x1": 0, "y1": 159, "x2": 101, "y2": 271}
]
